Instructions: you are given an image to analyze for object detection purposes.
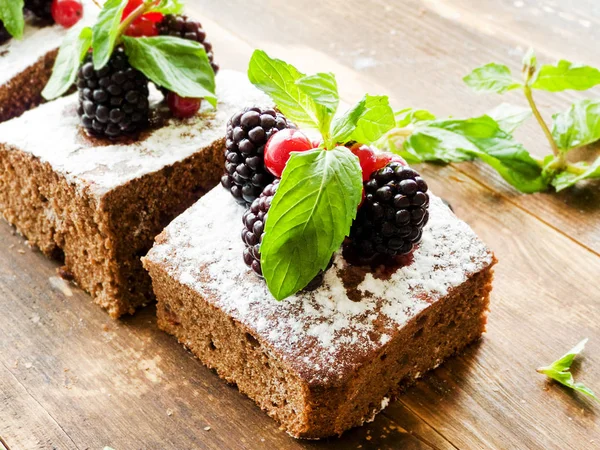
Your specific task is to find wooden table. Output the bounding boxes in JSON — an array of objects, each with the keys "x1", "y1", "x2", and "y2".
[{"x1": 2, "y1": 1, "x2": 599, "y2": 449}]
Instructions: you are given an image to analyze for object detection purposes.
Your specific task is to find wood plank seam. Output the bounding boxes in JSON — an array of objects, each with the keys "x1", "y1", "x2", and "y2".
[
  {"x1": 447, "y1": 162, "x2": 600, "y2": 258},
  {"x1": 0, "y1": 360, "x2": 80, "y2": 450},
  {"x1": 383, "y1": 407, "x2": 460, "y2": 450}
]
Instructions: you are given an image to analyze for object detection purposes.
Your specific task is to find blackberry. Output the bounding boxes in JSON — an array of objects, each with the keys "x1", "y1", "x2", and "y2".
[
  {"x1": 157, "y1": 14, "x2": 219, "y2": 74},
  {"x1": 25, "y1": 0, "x2": 54, "y2": 21},
  {"x1": 241, "y1": 180, "x2": 331, "y2": 290},
  {"x1": 349, "y1": 162, "x2": 429, "y2": 261},
  {"x1": 76, "y1": 48, "x2": 150, "y2": 138},
  {"x1": 0, "y1": 21, "x2": 10, "y2": 45},
  {"x1": 221, "y1": 106, "x2": 294, "y2": 205}
]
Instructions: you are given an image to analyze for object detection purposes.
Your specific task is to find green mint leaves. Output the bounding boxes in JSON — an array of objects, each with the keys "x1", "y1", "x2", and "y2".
[
  {"x1": 0, "y1": 0, "x2": 24, "y2": 39},
  {"x1": 123, "y1": 36, "x2": 217, "y2": 106},
  {"x1": 43, "y1": 27, "x2": 93, "y2": 100},
  {"x1": 383, "y1": 49, "x2": 600, "y2": 194},
  {"x1": 463, "y1": 63, "x2": 522, "y2": 94},
  {"x1": 248, "y1": 50, "x2": 392, "y2": 299},
  {"x1": 91, "y1": 0, "x2": 128, "y2": 69},
  {"x1": 260, "y1": 148, "x2": 362, "y2": 300},
  {"x1": 43, "y1": 0, "x2": 217, "y2": 104},
  {"x1": 537, "y1": 339, "x2": 599, "y2": 402}
]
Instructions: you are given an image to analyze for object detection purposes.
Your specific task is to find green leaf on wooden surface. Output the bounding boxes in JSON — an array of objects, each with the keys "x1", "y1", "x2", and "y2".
[
  {"x1": 43, "y1": 26, "x2": 93, "y2": 100},
  {"x1": 537, "y1": 338, "x2": 599, "y2": 401},
  {"x1": 92, "y1": 0, "x2": 128, "y2": 69},
  {"x1": 463, "y1": 63, "x2": 522, "y2": 94},
  {"x1": 260, "y1": 147, "x2": 362, "y2": 300},
  {"x1": 551, "y1": 157, "x2": 600, "y2": 192},
  {"x1": 532, "y1": 60, "x2": 600, "y2": 92},
  {"x1": 123, "y1": 36, "x2": 216, "y2": 106},
  {"x1": 488, "y1": 103, "x2": 532, "y2": 134},
  {"x1": 330, "y1": 94, "x2": 395, "y2": 145},
  {"x1": 551, "y1": 99, "x2": 600, "y2": 151},
  {"x1": 0, "y1": 0, "x2": 24, "y2": 39}
]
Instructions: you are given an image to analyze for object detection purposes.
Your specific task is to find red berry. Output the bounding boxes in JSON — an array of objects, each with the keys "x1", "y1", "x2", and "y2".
[
  {"x1": 124, "y1": 16, "x2": 159, "y2": 37},
  {"x1": 350, "y1": 143, "x2": 406, "y2": 180},
  {"x1": 167, "y1": 92, "x2": 202, "y2": 119},
  {"x1": 264, "y1": 129, "x2": 314, "y2": 177},
  {"x1": 122, "y1": 0, "x2": 143, "y2": 19},
  {"x1": 372, "y1": 152, "x2": 406, "y2": 173},
  {"x1": 51, "y1": 0, "x2": 83, "y2": 28}
]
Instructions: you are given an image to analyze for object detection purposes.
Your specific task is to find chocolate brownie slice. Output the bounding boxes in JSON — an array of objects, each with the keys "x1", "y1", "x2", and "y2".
[
  {"x1": 143, "y1": 186, "x2": 496, "y2": 439},
  {"x1": 0, "y1": 70, "x2": 269, "y2": 318},
  {"x1": 0, "y1": 1, "x2": 98, "y2": 122}
]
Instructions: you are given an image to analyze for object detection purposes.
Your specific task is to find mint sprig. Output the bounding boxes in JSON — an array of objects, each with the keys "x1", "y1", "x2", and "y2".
[
  {"x1": 260, "y1": 148, "x2": 362, "y2": 300},
  {"x1": 123, "y1": 36, "x2": 217, "y2": 106},
  {"x1": 537, "y1": 339, "x2": 599, "y2": 402},
  {"x1": 248, "y1": 50, "x2": 393, "y2": 299},
  {"x1": 381, "y1": 48, "x2": 600, "y2": 193},
  {"x1": 43, "y1": 0, "x2": 216, "y2": 103},
  {"x1": 43, "y1": 27, "x2": 93, "y2": 100},
  {"x1": 0, "y1": 0, "x2": 25, "y2": 40}
]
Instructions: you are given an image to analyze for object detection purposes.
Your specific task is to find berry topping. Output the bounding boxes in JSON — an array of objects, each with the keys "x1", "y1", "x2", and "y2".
[
  {"x1": 242, "y1": 180, "x2": 331, "y2": 289},
  {"x1": 349, "y1": 143, "x2": 406, "y2": 181},
  {"x1": 221, "y1": 106, "x2": 295, "y2": 205},
  {"x1": 122, "y1": 0, "x2": 162, "y2": 37},
  {"x1": 25, "y1": 0, "x2": 54, "y2": 22},
  {"x1": 349, "y1": 162, "x2": 429, "y2": 262},
  {"x1": 167, "y1": 92, "x2": 201, "y2": 119},
  {"x1": 51, "y1": 0, "x2": 83, "y2": 28},
  {"x1": 264, "y1": 128, "x2": 313, "y2": 177},
  {"x1": 76, "y1": 47, "x2": 150, "y2": 138},
  {"x1": 0, "y1": 21, "x2": 10, "y2": 45},
  {"x1": 157, "y1": 14, "x2": 219, "y2": 74}
]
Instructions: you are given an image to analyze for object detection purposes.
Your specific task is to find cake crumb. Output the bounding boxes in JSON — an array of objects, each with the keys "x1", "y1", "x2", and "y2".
[
  {"x1": 17, "y1": 249, "x2": 25, "y2": 254},
  {"x1": 204, "y1": 426, "x2": 211, "y2": 431},
  {"x1": 57, "y1": 266, "x2": 75, "y2": 281},
  {"x1": 166, "y1": 409, "x2": 173, "y2": 417}
]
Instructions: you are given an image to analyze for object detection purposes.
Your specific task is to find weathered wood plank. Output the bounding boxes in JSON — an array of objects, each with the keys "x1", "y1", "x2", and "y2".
[
  {"x1": 189, "y1": 0, "x2": 600, "y2": 253},
  {"x1": 0, "y1": 224, "x2": 438, "y2": 450}
]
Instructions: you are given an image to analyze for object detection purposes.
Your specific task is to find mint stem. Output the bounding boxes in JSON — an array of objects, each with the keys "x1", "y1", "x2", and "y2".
[{"x1": 115, "y1": 0, "x2": 155, "y2": 45}]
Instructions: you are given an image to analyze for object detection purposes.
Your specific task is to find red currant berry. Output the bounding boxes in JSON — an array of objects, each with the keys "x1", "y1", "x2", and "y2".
[
  {"x1": 122, "y1": 0, "x2": 143, "y2": 19},
  {"x1": 124, "y1": 16, "x2": 159, "y2": 37},
  {"x1": 167, "y1": 92, "x2": 202, "y2": 119},
  {"x1": 371, "y1": 152, "x2": 406, "y2": 173},
  {"x1": 51, "y1": 0, "x2": 83, "y2": 28},
  {"x1": 264, "y1": 129, "x2": 314, "y2": 177},
  {"x1": 349, "y1": 143, "x2": 377, "y2": 181}
]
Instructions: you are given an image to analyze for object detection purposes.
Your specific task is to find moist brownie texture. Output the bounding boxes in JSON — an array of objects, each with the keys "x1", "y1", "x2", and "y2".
[
  {"x1": 0, "y1": 2, "x2": 98, "y2": 122},
  {"x1": 0, "y1": 70, "x2": 269, "y2": 318},
  {"x1": 143, "y1": 186, "x2": 496, "y2": 439}
]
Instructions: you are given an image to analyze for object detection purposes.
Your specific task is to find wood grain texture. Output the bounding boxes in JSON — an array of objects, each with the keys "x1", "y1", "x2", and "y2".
[{"x1": 1, "y1": 0, "x2": 600, "y2": 449}]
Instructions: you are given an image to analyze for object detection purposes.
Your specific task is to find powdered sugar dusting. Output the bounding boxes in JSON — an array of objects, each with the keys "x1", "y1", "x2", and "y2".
[
  {"x1": 0, "y1": 1, "x2": 99, "y2": 86},
  {"x1": 146, "y1": 187, "x2": 493, "y2": 385},
  {"x1": 0, "y1": 70, "x2": 270, "y2": 197}
]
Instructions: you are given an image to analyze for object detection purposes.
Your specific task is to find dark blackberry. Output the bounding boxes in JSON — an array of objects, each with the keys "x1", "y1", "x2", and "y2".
[
  {"x1": 157, "y1": 14, "x2": 219, "y2": 74},
  {"x1": 241, "y1": 180, "x2": 331, "y2": 290},
  {"x1": 25, "y1": 0, "x2": 54, "y2": 21},
  {"x1": 221, "y1": 106, "x2": 294, "y2": 205},
  {"x1": 76, "y1": 48, "x2": 150, "y2": 138},
  {"x1": 0, "y1": 21, "x2": 10, "y2": 45},
  {"x1": 349, "y1": 162, "x2": 429, "y2": 261}
]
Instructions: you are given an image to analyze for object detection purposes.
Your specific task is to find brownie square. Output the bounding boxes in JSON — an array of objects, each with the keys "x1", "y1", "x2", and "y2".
[
  {"x1": 0, "y1": 70, "x2": 269, "y2": 317},
  {"x1": 143, "y1": 186, "x2": 496, "y2": 438},
  {"x1": 0, "y1": 1, "x2": 98, "y2": 122}
]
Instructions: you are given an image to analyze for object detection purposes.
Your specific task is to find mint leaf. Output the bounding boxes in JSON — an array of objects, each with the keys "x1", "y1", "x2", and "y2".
[
  {"x1": 532, "y1": 60, "x2": 600, "y2": 92},
  {"x1": 149, "y1": 0, "x2": 184, "y2": 14},
  {"x1": 463, "y1": 63, "x2": 522, "y2": 94},
  {"x1": 330, "y1": 94, "x2": 395, "y2": 145},
  {"x1": 43, "y1": 27, "x2": 93, "y2": 100},
  {"x1": 551, "y1": 157, "x2": 600, "y2": 192},
  {"x1": 523, "y1": 48, "x2": 537, "y2": 71},
  {"x1": 295, "y1": 72, "x2": 339, "y2": 113},
  {"x1": 248, "y1": 50, "x2": 330, "y2": 131},
  {"x1": 488, "y1": 103, "x2": 532, "y2": 133},
  {"x1": 123, "y1": 36, "x2": 216, "y2": 106},
  {"x1": 0, "y1": 0, "x2": 24, "y2": 39},
  {"x1": 395, "y1": 107, "x2": 435, "y2": 127},
  {"x1": 92, "y1": 0, "x2": 128, "y2": 69},
  {"x1": 260, "y1": 147, "x2": 362, "y2": 300},
  {"x1": 537, "y1": 338, "x2": 599, "y2": 402},
  {"x1": 551, "y1": 99, "x2": 600, "y2": 151}
]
